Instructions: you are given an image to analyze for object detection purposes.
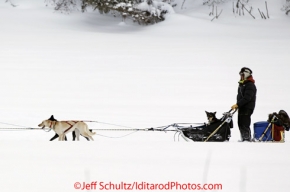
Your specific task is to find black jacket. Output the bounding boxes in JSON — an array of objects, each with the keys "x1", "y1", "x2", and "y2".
[{"x1": 237, "y1": 79, "x2": 257, "y2": 110}]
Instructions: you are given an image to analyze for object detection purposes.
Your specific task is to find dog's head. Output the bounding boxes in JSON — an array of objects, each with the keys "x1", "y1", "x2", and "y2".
[
  {"x1": 205, "y1": 111, "x2": 217, "y2": 124},
  {"x1": 38, "y1": 120, "x2": 51, "y2": 129}
]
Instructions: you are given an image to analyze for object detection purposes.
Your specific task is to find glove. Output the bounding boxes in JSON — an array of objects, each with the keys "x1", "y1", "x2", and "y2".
[{"x1": 231, "y1": 104, "x2": 238, "y2": 110}]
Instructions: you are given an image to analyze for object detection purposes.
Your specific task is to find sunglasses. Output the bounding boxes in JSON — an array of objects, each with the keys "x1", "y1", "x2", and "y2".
[{"x1": 239, "y1": 68, "x2": 251, "y2": 75}]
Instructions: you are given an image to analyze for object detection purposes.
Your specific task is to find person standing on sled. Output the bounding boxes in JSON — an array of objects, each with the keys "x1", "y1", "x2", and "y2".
[{"x1": 231, "y1": 67, "x2": 257, "y2": 142}]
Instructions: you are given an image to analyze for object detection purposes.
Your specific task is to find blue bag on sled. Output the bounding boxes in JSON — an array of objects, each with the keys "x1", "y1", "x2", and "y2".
[{"x1": 254, "y1": 121, "x2": 272, "y2": 141}]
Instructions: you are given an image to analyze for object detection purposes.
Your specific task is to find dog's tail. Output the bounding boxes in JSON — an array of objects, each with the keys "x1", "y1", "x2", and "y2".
[
  {"x1": 89, "y1": 131, "x2": 96, "y2": 136},
  {"x1": 84, "y1": 124, "x2": 96, "y2": 136}
]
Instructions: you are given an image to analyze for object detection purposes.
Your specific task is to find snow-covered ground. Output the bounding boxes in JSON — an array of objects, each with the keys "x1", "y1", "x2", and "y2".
[{"x1": 0, "y1": 0, "x2": 290, "y2": 191}]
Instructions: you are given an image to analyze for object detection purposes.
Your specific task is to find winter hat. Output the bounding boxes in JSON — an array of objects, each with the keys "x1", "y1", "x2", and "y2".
[{"x1": 239, "y1": 67, "x2": 252, "y2": 75}]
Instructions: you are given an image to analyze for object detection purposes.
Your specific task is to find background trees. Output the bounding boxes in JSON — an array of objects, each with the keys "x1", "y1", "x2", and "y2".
[{"x1": 46, "y1": 0, "x2": 172, "y2": 24}]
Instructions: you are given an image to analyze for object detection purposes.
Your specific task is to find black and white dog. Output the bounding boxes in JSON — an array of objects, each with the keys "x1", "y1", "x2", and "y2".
[
  {"x1": 204, "y1": 111, "x2": 231, "y2": 141},
  {"x1": 205, "y1": 111, "x2": 218, "y2": 125}
]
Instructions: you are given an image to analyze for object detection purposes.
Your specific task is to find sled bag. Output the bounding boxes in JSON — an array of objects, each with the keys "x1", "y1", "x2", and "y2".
[
  {"x1": 253, "y1": 121, "x2": 272, "y2": 141},
  {"x1": 181, "y1": 125, "x2": 207, "y2": 142},
  {"x1": 272, "y1": 124, "x2": 285, "y2": 142}
]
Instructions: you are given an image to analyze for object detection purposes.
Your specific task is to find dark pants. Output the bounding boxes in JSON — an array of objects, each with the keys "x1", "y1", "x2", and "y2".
[{"x1": 238, "y1": 108, "x2": 253, "y2": 141}]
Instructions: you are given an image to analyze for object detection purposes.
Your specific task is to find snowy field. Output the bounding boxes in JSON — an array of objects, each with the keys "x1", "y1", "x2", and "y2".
[{"x1": 0, "y1": 0, "x2": 290, "y2": 191}]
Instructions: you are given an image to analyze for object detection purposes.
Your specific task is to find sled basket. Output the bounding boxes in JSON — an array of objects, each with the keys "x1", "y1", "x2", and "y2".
[{"x1": 181, "y1": 110, "x2": 235, "y2": 142}]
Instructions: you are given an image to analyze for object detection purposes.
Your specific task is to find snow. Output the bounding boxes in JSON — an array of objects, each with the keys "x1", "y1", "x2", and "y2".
[
  {"x1": 0, "y1": 0, "x2": 290, "y2": 191},
  {"x1": 136, "y1": 1, "x2": 175, "y2": 14}
]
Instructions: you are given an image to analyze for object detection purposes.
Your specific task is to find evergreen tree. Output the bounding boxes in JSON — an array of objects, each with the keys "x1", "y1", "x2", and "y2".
[
  {"x1": 82, "y1": 0, "x2": 168, "y2": 24},
  {"x1": 46, "y1": 0, "x2": 171, "y2": 25}
]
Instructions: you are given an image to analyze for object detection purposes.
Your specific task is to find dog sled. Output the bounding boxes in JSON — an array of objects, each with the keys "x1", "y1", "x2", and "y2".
[
  {"x1": 1, "y1": 109, "x2": 289, "y2": 142},
  {"x1": 174, "y1": 110, "x2": 236, "y2": 142},
  {"x1": 253, "y1": 110, "x2": 290, "y2": 142},
  {"x1": 37, "y1": 111, "x2": 234, "y2": 142}
]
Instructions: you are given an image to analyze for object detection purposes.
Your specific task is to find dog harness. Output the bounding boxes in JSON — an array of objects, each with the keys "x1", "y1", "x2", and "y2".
[
  {"x1": 63, "y1": 121, "x2": 78, "y2": 133},
  {"x1": 49, "y1": 121, "x2": 57, "y2": 129},
  {"x1": 48, "y1": 120, "x2": 82, "y2": 133}
]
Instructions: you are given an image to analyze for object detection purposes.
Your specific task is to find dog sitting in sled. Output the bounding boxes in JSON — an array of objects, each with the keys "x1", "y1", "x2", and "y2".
[{"x1": 181, "y1": 111, "x2": 234, "y2": 142}]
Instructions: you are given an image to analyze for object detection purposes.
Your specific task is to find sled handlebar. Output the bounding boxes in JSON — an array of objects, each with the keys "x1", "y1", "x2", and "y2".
[
  {"x1": 225, "y1": 109, "x2": 237, "y2": 116},
  {"x1": 228, "y1": 109, "x2": 237, "y2": 112},
  {"x1": 232, "y1": 109, "x2": 237, "y2": 115}
]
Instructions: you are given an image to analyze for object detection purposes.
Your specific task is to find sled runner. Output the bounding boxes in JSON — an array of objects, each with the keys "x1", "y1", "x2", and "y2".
[{"x1": 180, "y1": 110, "x2": 235, "y2": 142}]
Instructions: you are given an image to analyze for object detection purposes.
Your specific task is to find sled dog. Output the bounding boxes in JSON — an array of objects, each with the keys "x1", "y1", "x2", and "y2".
[
  {"x1": 38, "y1": 120, "x2": 95, "y2": 141},
  {"x1": 204, "y1": 111, "x2": 231, "y2": 141},
  {"x1": 46, "y1": 115, "x2": 92, "y2": 141},
  {"x1": 205, "y1": 111, "x2": 218, "y2": 125}
]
